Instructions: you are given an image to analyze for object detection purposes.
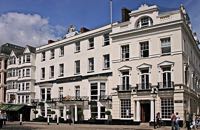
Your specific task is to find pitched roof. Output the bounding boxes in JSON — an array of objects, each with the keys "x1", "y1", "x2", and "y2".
[
  {"x1": 0, "y1": 43, "x2": 24, "y2": 56},
  {"x1": 26, "y1": 45, "x2": 36, "y2": 53}
]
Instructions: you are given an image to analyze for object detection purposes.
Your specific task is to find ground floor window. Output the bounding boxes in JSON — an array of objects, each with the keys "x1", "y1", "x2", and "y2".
[
  {"x1": 121, "y1": 99, "x2": 131, "y2": 118},
  {"x1": 100, "y1": 106, "x2": 105, "y2": 118},
  {"x1": 41, "y1": 107, "x2": 45, "y2": 116},
  {"x1": 161, "y1": 98, "x2": 174, "y2": 119},
  {"x1": 60, "y1": 107, "x2": 63, "y2": 117},
  {"x1": 91, "y1": 104, "x2": 98, "y2": 118}
]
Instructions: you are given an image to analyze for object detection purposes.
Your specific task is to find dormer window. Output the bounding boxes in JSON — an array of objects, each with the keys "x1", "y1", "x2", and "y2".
[{"x1": 136, "y1": 16, "x2": 153, "y2": 28}]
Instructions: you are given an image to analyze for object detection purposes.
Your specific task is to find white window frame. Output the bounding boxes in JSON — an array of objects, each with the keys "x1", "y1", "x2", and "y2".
[
  {"x1": 161, "y1": 37, "x2": 171, "y2": 55},
  {"x1": 103, "y1": 54, "x2": 110, "y2": 69},
  {"x1": 121, "y1": 45, "x2": 129, "y2": 61},
  {"x1": 50, "y1": 49, "x2": 55, "y2": 59},
  {"x1": 50, "y1": 66, "x2": 54, "y2": 78},
  {"x1": 60, "y1": 46, "x2": 64, "y2": 57},
  {"x1": 59, "y1": 87, "x2": 63, "y2": 99},
  {"x1": 59, "y1": 64, "x2": 64, "y2": 77},
  {"x1": 103, "y1": 33, "x2": 110, "y2": 46},
  {"x1": 26, "y1": 68, "x2": 30, "y2": 77},
  {"x1": 162, "y1": 67, "x2": 172, "y2": 88},
  {"x1": 121, "y1": 99, "x2": 131, "y2": 118},
  {"x1": 41, "y1": 52, "x2": 45, "y2": 61},
  {"x1": 75, "y1": 60, "x2": 80, "y2": 74},
  {"x1": 140, "y1": 41, "x2": 149, "y2": 58},
  {"x1": 88, "y1": 38, "x2": 94, "y2": 49},
  {"x1": 75, "y1": 42, "x2": 80, "y2": 52},
  {"x1": 41, "y1": 68, "x2": 45, "y2": 80},
  {"x1": 161, "y1": 98, "x2": 174, "y2": 119},
  {"x1": 140, "y1": 68, "x2": 150, "y2": 90},
  {"x1": 26, "y1": 55, "x2": 31, "y2": 63},
  {"x1": 88, "y1": 58, "x2": 94, "y2": 72}
]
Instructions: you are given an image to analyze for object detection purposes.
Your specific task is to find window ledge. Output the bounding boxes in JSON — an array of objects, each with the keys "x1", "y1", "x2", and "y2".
[
  {"x1": 59, "y1": 55, "x2": 64, "y2": 57},
  {"x1": 87, "y1": 70, "x2": 94, "y2": 73},
  {"x1": 102, "y1": 44, "x2": 110, "y2": 47},
  {"x1": 74, "y1": 50, "x2": 80, "y2": 53},
  {"x1": 121, "y1": 59, "x2": 130, "y2": 62},
  {"x1": 49, "y1": 76, "x2": 54, "y2": 79},
  {"x1": 161, "y1": 53, "x2": 171, "y2": 56},
  {"x1": 88, "y1": 47, "x2": 94, "y2": 50},
  {"x1": 102, "y1": 68, "x2": 110, "y2": 70},
  {"x1": 58, "y1": 75, "x2": 64, "y2": 77},
  {"x1": 74, "y1": 73, "x2": 80, "y2": 75}
]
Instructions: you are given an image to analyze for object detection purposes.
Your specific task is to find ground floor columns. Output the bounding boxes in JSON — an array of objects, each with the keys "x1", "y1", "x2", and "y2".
[
  {"x1": 74, "y1": 104, "x2": 78, "y2": 122},
  {"x1": 150, "y1": 100, "x2": 154, "y2": 122},
  {"x1": 136, "y1": 100, "x2": 140, "y2": 121},
  {"x1": 63, "y1": 106, "x2": 66, "y2": 120}
]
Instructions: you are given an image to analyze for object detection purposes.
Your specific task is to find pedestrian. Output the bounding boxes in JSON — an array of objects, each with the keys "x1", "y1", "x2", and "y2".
[
  {"x1": 192, "y1": 114, "x2": 197, "y2": 130},
  {"x1": 156, "y1": 112, "x2": 161, "y2": 128},
  {"x1": 186, "y1": 112, "x2": 191, "y2": 130},
  {"x1": 171, "y1": 113, "x2": 176, "y2": 130},
  {"x1": 175, "y1": 112, "x2": 180, "y2": 130},
  {"x1": 0, "y1": 111, "x2": 3, "y2": 128}
]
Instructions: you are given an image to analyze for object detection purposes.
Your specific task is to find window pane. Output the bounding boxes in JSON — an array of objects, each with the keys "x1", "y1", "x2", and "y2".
[{"x1": 121, "y1": 99, "x2": 131, "y2": 118}]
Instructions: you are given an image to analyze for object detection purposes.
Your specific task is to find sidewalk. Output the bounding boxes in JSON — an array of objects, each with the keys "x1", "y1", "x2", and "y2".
[{"x1": 2, "y1": 121, "x2": 188, "y2": 130}]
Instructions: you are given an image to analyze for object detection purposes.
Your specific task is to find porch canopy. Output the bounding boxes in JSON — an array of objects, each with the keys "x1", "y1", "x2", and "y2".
[{"x1": 0, "y1": 104, "x2": 25, "y2": 111}]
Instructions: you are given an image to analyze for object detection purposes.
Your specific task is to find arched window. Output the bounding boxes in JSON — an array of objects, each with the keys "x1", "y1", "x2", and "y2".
[{"x1": 136, "y1": 16, "x2": 153, "y2": 28}]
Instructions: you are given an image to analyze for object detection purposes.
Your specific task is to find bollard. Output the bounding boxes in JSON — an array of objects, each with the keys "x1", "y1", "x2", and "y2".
[
  {"x1": 47, "y1": 116, "x2": 50, "y2": 125},
  {"x1": 20, "y1": 114, "x2": 22, "y2": 125},
  {"x1": 57, "y1": 115, "x2": 59, "y2": 125}
]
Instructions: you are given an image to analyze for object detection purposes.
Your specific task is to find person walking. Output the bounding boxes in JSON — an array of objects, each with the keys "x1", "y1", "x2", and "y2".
[
  {"x1": 175, "y1": 112, "x2": 180, "y2": 130},
  {"x1": 186, "y1": 112, "x2": 191, "y2": 130},
  {"x1": 156, "y1": 112, "x2": 161, "y2": 128},
  {"x1": 171, "y1": 113, "x2": 176, "y2": 130}
]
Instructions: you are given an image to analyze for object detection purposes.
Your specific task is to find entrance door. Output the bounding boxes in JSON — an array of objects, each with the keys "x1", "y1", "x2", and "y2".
[{"x1": 140, "y1": 103, "x2": 150, "y2": 122}]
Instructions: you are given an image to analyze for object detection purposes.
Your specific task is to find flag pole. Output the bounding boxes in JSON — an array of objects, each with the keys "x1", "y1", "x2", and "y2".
[{"x1": 110, "y1": 0, "x2": 113, "y2": 25}]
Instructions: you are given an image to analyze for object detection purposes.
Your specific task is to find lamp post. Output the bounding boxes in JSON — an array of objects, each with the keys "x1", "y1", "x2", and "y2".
[{"x1": 151, "y1": 87, "x2": 158, "y2": 129}]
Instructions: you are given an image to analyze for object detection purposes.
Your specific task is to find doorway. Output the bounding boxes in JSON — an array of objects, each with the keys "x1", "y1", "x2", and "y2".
[{"x1": 140, "y1": 102, "x2": 150, "y2": 122}]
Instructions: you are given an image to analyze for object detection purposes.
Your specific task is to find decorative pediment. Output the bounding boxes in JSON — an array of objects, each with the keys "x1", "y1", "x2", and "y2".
[
  {"x1": 23, "y1": 47, "x2": 30, "y2": 54},
  {"x1": 158, "y1": 61, "x2": 174, "y2": 67},
  {"x1": 10, "y1": 50, "x2": 16, "y2": 57},
  {"x1": 137, "y1": 63, "x2": 152, "y2": 70},
  {"x1": 118, "y1": 65, "x2": 132, "y2": 71}
]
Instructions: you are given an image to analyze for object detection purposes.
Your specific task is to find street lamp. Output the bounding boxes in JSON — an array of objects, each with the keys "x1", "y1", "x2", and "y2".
[{"x1": 151, "y1": 87, "x2": 158, "y2": 129}]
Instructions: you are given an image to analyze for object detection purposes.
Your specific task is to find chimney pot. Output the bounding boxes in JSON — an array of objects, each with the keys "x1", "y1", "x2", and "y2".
[
  {"x1": 80, "y1": 27, "x2": 90, "y2": 33},
  {"x1": 121, "y1": 8, "x2": 131, "y2": 22},
  {"x1": 48, "y1": 40, "x2": 55, "y2": 44}
]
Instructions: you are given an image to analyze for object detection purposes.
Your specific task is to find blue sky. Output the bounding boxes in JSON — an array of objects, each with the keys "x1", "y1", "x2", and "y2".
[{"x1": 0, "y1": 0, "x2": 199, "y2": 46}]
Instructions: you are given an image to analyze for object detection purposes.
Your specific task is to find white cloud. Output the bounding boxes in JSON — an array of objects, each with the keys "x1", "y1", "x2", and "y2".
[{"x1": 0, "y1": 12, "x2": 65, "y2": 47}]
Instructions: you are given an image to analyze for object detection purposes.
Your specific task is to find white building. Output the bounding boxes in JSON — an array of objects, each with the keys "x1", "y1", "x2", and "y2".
[
  {"x1": 0, "y1": 43, "x2": 23, "y2": 103},
  {"x1": 6, "y1": 4, "x2": 199, "y2": 126},
  {"x1": 6, "y1": 45, "x2": 36, "y2": 121}
]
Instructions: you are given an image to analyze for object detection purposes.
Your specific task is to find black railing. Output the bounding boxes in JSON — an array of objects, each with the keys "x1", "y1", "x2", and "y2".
[
  {"x1": 137, "y1": 83, "x2": 151, "y2": 90},
  {"x1": 158, "y1": 81, "x2": 174, "y2": 89},
  {"x1": 116, "y1": 85, "x2": 132, "y2": 91}
]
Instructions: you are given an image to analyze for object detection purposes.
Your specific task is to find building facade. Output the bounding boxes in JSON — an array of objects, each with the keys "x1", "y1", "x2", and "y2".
[
  {"x1": 34, "y1": 25, "x2": 112, "y2": 122},
  {"x1": 2, "y1": 4, "x2": 200, "y2": 125},
  {"x1": 0, "y1": 43, "x2": 26, "y2": 103},
  {"x1": 6, "y1": 45, "x2": 36, "y2": 120},
  {"x1": 110, "y1": 4, "x2": 200, "y2": 125}
]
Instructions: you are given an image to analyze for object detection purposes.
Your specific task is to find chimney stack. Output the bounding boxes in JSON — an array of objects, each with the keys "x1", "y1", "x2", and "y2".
[
  {"x1": 80, "y1": 27, "x2": 90, "y2": 33},
  {"x1": 121, "y1": 8, "x2": 131, "y2": 22},
  {"x1": 48, "y1": 40, "x2": 55, "y2": 44}
]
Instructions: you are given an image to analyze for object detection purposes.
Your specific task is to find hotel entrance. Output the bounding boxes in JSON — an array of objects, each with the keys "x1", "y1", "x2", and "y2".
[{"x1": 140, "y1": 101, "x2": 150, "y2": 122}]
